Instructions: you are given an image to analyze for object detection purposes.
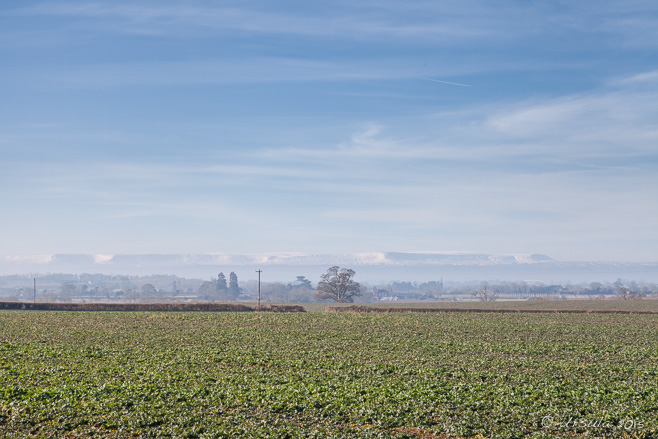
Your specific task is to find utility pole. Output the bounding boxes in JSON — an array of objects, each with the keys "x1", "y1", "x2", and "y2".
[
  {"x1": 33, "y1": 278, "x2": 36, "y2": 302},
  {"x1": 256, "y1": 270, "x2": 262, "y2": 310}
]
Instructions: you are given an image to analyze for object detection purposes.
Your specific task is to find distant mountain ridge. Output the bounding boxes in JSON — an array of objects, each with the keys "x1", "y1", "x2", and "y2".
[
  {"x1": 1, "y1": 252, "x2": 553, "y2": 268},
  {"x1": 1, "y1": 252, "x2": 656, "y2": 283}
]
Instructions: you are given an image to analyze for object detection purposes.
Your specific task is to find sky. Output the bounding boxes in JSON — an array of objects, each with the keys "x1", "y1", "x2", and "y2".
[{"x1": 1, "y1": 0, "x2": 657, "y2": 262}]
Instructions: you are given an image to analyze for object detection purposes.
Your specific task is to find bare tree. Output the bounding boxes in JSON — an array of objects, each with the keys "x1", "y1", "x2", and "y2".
[
  {"x1": 141, "y1": 284, "x2": 157, "y2": 294},
  {"x1": 613, "y1": 278, "x2": 631, "y2": 300},
  {"x1": 58, "y1": 282, "x2": 77, "y2": 302},
  {"x1": 316, "y1": 266, "x2": 361, "y2": 303},
  {"x1": 628, "y1": 281, "x2": 645, "y2": 299},
  {"x1": 198, "y1": 281, "x2": 217, "y2": 300},
  {"x1": 472, "y1": 281, "x2": 498, "y2": 302}
]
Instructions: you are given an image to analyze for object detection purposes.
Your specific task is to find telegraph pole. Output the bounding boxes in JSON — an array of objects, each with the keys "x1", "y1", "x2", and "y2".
[
  {"x1": 33, "y1": 278, "x2": 36, "y2": 302},
  {"x1": 256, "y1": 270, "x2": 262, "y2": 310}
]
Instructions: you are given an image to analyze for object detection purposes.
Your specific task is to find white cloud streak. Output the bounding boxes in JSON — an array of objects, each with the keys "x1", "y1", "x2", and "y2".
[
  {"x1": 417, "y1": 77, "x2": 471, "y2": 87},
  {"x1": 20, "y1": 57, "x2": 477, "y2": 88}
]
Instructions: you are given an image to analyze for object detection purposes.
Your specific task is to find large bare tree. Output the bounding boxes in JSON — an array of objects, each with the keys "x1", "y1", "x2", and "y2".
[
  {"x1": 316, "y1": 266, "x2": 361, "y2": 303},
  {"x1": 472, "y1": 281, "x2": 498, "y2": 302}
]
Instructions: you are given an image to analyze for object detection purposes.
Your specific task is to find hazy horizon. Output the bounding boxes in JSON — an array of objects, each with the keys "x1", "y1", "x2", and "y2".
[
  {"x1": 2, "y1": 1, "x2": 657, "y2": 262},
  {"x1": 2, "y1": 251, "x2": 658, "y2": 284}
]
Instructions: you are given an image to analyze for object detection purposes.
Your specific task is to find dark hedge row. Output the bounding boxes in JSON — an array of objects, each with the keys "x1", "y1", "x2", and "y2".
[{"x1": 0, "y1": 301, "x2": 305, "y2": 312}]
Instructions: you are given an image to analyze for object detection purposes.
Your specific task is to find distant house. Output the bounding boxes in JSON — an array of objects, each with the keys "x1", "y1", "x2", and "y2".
[{"x1": 372, "y1": 287, "x2": 392, "y2": 301}]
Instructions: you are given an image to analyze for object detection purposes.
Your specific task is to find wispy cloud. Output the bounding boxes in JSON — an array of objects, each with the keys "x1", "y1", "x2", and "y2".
[
  {"x1": 616, "y1": 69, "x2": 658, "y2": 85},
  {"x1": 11, "y1": 2, "x2": 497, "y2": 41},
  {"x1": 258, "y1": 76, "x2": 658, "y2": 168},
  {"x1": 484, "y1": 90, "x2": 658, "y2": 158},
  {"x1": 16, "y1": 57, "x2": 477, "y2": 88},
  {"x1": 2, "y1": 0, "x2": 657, "y2": 261},
  {"x1": 10, "y1": 0, "x2": 657, "y2": 49}
]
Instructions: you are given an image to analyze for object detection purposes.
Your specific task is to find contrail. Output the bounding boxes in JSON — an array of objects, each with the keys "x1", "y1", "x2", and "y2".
[{"x1": 417, "y1": 77, "x2": 471, "y2": 87}]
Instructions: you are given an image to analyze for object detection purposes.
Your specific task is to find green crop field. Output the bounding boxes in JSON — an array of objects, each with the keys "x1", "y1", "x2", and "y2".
[{"x1": 1, "y1": 310, "x2": 657, "y2": 438}]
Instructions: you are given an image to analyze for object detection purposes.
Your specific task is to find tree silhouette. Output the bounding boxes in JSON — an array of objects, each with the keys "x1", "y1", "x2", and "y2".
[
  {"x1": 228, "y1": 272, "x2": 241, "y2": 299},
  {"x1": 316, "y1": 266, "x2": 361, "y2": 303},
  {"x1": 217, "y1": 272, "x2": 228, "y2": 292},
  {"x1": 292, "y1": 276, "x2": 313, "y2": 289}
]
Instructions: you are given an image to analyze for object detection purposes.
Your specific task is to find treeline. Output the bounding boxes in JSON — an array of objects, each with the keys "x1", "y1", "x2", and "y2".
[
  {"x1": 2, "y1": 272, "x2": 657, "y2": 304},
  {"x1": 454, "y1": 279, "x2": 658, "y2": 301},
  {"x1": 369, "y1": 279, "x2": 658, "y2": 302},
  {"x1": 0, "y1": 273, "x2": 202, "y2": 303},
  {"x1": 197, "y1": 272, "x2": 243, "y2": 301}
]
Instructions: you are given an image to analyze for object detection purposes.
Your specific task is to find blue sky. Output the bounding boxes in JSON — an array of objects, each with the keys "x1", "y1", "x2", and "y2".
[{"x1": 1, "y1": 0, "x2": 657, "y2": 262}]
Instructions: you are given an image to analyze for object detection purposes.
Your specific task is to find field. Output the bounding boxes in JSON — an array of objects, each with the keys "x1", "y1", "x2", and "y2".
[
  {"x1": 289, "y1": 298, "x2": 658, "y2": 313},
  {"x1": 325, "y1": 299, "x2": 658, "y2": 312},
  {"x1": 1, "y1": 309, "x2": 657, "y2": 438}
]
